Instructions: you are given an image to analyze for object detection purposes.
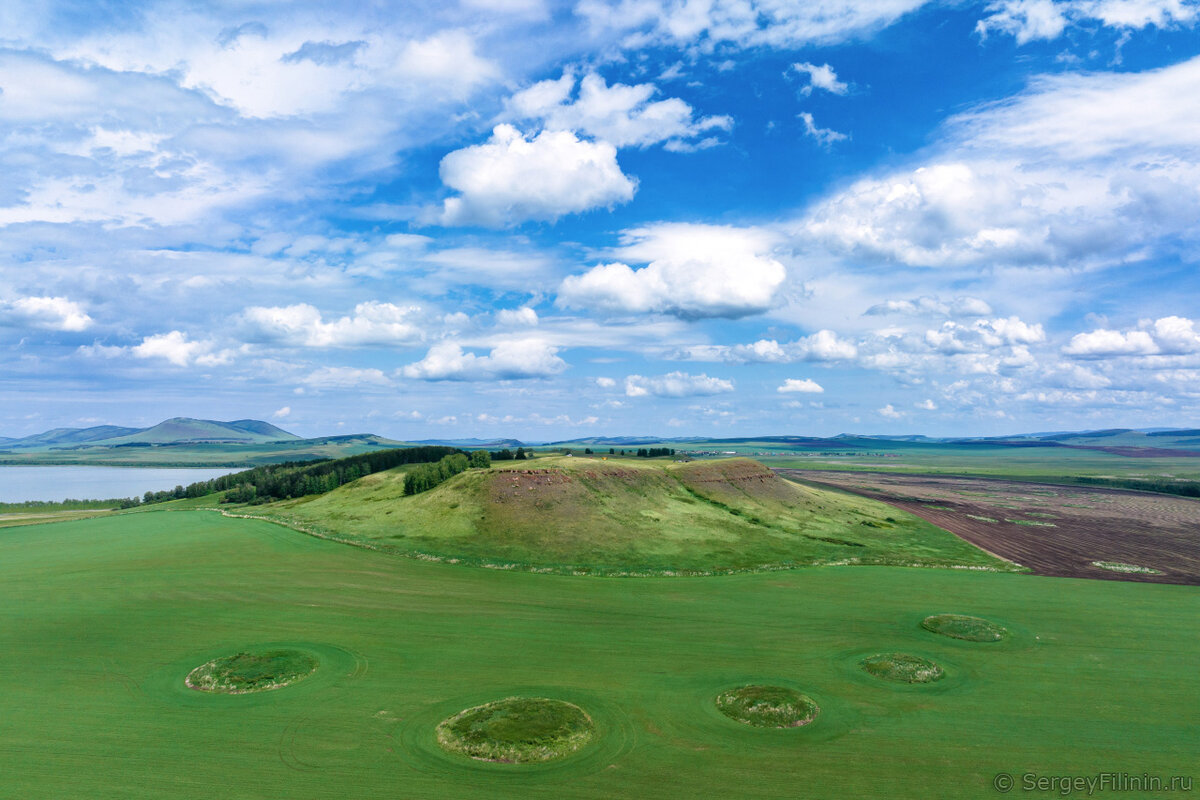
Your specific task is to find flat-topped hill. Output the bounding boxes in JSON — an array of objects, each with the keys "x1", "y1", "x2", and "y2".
[{"x1": 264, "y1": 456, "x2": 1011, "y2": 575}]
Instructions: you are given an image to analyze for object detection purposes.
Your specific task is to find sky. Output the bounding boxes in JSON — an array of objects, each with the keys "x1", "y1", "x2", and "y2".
[{"x1": 1, "y1": 0, "x2": 1199, "y2": 441}]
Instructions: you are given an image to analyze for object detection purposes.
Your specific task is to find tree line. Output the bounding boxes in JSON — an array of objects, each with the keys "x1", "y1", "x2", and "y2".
[
  {"x1": 140, "y1": 445, "x2": 467, "y2": 505},
  {"x1": 404, "y1": 450, "x2": 492, "y2": 495}
]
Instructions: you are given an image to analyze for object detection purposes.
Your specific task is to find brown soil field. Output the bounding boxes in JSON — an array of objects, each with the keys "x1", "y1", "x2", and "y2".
[{"x1": 778, "y1": 470, "x2": 1200, "y2": 585}]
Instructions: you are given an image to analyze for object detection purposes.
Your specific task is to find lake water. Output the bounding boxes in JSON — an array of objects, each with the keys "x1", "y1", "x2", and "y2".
[{"x1": 0, "y1": 466, "x2": 240, "y2": 503}]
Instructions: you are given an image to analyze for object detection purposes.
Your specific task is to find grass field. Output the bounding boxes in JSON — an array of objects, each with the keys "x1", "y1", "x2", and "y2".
[
  {"x1": 256, "y1": 457, "x2": 1011, "y2": 575},
  {"x1": 1, "y1": 511, "x2": 1195, "y2": 798}
]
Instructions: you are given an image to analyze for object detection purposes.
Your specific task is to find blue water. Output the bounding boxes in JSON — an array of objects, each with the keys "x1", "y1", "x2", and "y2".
[{"x1": 0, "y1": 466, "x2": 239, "y2": 503}]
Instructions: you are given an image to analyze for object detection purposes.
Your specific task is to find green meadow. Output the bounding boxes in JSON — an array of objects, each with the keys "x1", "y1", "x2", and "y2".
[{"x1": 2, "y1": 510, "x2": 1195, "y2": 798}]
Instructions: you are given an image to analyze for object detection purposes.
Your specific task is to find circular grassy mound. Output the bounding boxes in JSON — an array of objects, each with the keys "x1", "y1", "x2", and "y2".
[
  {"x1": 436, "y1": 697, "x2": 595, "y2": 763},
  {"x1": 860, "y1": 653, "x2": 944, "y2": 684},
  {"x1": 186, "y1": 649, "x2": 318, "y2": 694},
  {"x1": 922, "y1": 613, "x2": 1008, "y2": 642},
  {"x1": 715, "y1": 685, "x2": 819, "y2": 728}
]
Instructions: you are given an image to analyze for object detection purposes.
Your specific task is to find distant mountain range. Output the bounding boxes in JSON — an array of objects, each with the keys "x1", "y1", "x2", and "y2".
[
  {"x1": 0, "y1": 417, "x2": 299, "y2": 450},
  {"x1": 4, "y1": 419, "x2": 1197, "y2": 458}
]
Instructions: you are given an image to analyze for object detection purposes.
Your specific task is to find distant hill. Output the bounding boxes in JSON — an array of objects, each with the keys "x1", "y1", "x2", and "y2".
[
  {"x1": 411, "y1": 438, "x2": 525, "y2": 448},
  {"x1": 102, "y1": 418, "x2": 299, "y2": 445},
  {"x1": 0, "y1": 417, "x2": 298, "y2": 451}
]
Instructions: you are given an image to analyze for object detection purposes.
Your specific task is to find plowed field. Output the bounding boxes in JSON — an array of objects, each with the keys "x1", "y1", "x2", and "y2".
[{"x1": 779, "y1": 470, "x2": 1200, "y2": 585}]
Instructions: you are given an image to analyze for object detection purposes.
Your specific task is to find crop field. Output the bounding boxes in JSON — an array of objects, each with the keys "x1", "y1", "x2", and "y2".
[
  {"x1": 784, "y1": 471, "x2": 1200, "y2": 585},
  {"x1": 1, "y1": 510, "x2": 1196, "y2": 798}
]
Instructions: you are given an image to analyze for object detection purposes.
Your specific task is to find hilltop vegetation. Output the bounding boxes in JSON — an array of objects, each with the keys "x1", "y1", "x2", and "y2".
[{"x1": 260, "y1": 456, "x2": 1012, "y2": 575}]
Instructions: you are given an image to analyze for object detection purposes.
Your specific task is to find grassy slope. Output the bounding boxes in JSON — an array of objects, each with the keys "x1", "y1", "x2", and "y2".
[
  {"x1": 0, "y1": 511, "x2": 1194, "y2": 799},
  {"x1": 264, "y1": 457, "x2": 1010, "y2": 574}
]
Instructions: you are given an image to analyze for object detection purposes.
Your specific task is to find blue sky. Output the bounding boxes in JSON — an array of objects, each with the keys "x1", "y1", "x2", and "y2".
[{"x1": 2, "y1": 0, "x2": 1199, "y2": 440}]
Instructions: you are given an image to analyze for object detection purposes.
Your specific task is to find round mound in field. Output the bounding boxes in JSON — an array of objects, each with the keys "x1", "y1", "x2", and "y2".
[
  {"x1": 436, "y1": 697, "x2": 595, "y2": 763},
  {"x1": 715, "y1": 685, "x2": 819, "y2": 728},
  {"x1": 860, "y1": 653, "x2": 944, "y2": 684},
  {"x1": 922, "y1": 613, "x2": 1008, "y2": 642},
  {"x1": 185, "y1": 649, "x2": 318, "y2": 694}
]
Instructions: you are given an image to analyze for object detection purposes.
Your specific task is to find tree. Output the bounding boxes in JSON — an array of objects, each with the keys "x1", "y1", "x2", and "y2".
[
  {"x1": 470, "y1": 449, "x2": 492, "y2": 469},
  {"x1": 515, "y1": 447, "x2": 527, "y2": 460}
]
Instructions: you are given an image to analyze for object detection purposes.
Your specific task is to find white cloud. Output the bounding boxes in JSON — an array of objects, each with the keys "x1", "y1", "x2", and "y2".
[
  {"x1": 801, "y1": 55, "x2": 1200, "y2": 269},
  {"x1": 778, "y1": 378, "x2": 825, "y2": 393},
  {"x1": 2, "y1": 296, "x2": 93, "y2": 332},
  {"x1": 916, "y1": 398, "x2": 938, "y2": 410},
  {"x1": 301, "y1": 366, "x2": 391, "y2": 388},
  {"x1": 977, "y1": 0, "x2": 1198, "y2": 44},
  {"x1": 1063, "y1": 316, "x2": 1200, "y2": 357},
  {"x1": 438, "y1": 124, "x2": 637, "y2": 226},
  {"x1": 393, "y1": 31, "x2": 500, "y2": 93},
  {"x1": 624, "y1": 371, "x2": 734, "y2": 397},
  {"x1": 878, "y1": 403, "x2": 905, "y2": 419},
  {"x1": 242, "y1": 302, "x2": 423, "y2": 347},
  {"x1": 496, "y1": 307, "x2": 539, "y2": 327},
  {"x1": 867, "y1": 296, "x2": 994, "y2": 317},
  {"x1": 678, "y1": 330, "x2": 858, "y2": 363},
  {"x1": 132, "y1": 331, "x2": 233, "y2": 367},
  {"x1": 272, "y1": 406, "x2": 292, "y2": 419},
  {"x1": 577, "y1": 0, "x2": 932, "y2": 50},
  {"x1": 595, "y1": 376, "x2": 617, "y2": 388},
  {"x1": 402, "y1": 338, "x2": 567, "y2": 380},
  {"x1": 504, "y1": 71, "x2": 731, "y2": 148},
  {"x1": 557, "y1": 223, "x2": 786, "y2": 319},
  {"x1": 791, "y1": 62, "x2": 848, "y2": 96},
  {"x1": 799, "y1": 112, "x2": 848, "y2": 147}
]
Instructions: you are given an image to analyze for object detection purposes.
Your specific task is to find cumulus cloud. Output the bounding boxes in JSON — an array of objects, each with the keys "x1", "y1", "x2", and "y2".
[
  {"x1": 402, "y1": 338, "x2": 567, "y2": 380},
  {"x1": 878, "y1": 403, "x2": 905, "y2": 418},
  {"x1": 976, "y1": 0, "x2": 1199, "y2": 44},
  {"x1": 624, "y1": 371, "x2": 734, "y2": 397},
  {"x1": 242, "y1": 302, "x2": 423, "y2": 347},
  {"x1": 577, "y1": 0, "x2": 932, "y2": 50},
  {"x1": 778, "y1": 378, "x2": 825, "y2": 393},
  {"x1": 496, "y1": 307, "x2": 539, "y2": 327},
  {"x1": 1, "y1": 296, "x2": 92, "y2": 331},
  {"x1": 925, "y1": 317, "x2": 1046, "y2": 354},
  {"x1": 132, "y1": 331, "x2": 233, "y2": 367},
  {"x1": 801, "y1": 55, "x2": 1200, "y2": 269},
  {"x1": 677, "y1": 330, "x2": 858, "y2": 363},
  {"x1": 504, "y1": 71, "x2": 732, "y2": 149},
  {"x1": 791, "y1": 62, "x2": 848, "y2": 95},
  {"x1": 1063, "y1": 316, "x2": 1200, "y2": 357},
  {"x1": 438, "y1": 124, "x2": 637, "y2": 226},
  {"x1": 272, "y1": 405, "x2": 292, "y2": 418},
  {"x1": 557, "y1": 223, "x2": 786, "y2": 319},
  {"x1": 799, "y1": 112, "x2": 848, "y2": 147}
]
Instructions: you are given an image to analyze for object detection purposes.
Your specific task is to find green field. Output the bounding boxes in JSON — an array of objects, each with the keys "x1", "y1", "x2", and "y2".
[
  {"x1": 1, "y1": 511, "x2": 1195, "y2": 798},
  {"x1": 256, "y1": 457, "x2": 1011, "y2": 574}
]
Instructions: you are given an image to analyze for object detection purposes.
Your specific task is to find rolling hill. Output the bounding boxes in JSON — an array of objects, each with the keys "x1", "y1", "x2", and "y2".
[
  {"x1": 261, "y1": 456, "x2": 1012, "y2": 575},
  {"x1": 0, "y1": 417, "x2": 297, "y2": 449}
]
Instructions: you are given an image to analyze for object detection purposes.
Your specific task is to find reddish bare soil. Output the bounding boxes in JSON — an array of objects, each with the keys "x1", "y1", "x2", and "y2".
[{"x1": 778, "y1": 470, "x2": 1200, "y2": 585}]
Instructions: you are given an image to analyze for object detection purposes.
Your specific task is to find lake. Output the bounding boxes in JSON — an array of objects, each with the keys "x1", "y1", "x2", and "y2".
[{"x1": 0, "y1": 466, "x2": 240, "y2": 503}]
